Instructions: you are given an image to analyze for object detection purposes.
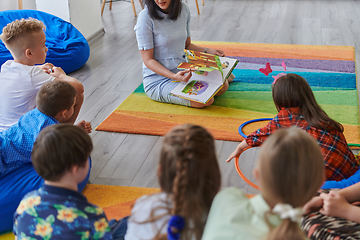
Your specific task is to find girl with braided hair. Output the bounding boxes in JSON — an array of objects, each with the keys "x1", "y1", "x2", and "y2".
[
  {"x1": 125, "y1": 124, "x2": 221, "y2": 240},
  {"x1": 202, "y1": 127, "x2": 324, "y2": 240}
]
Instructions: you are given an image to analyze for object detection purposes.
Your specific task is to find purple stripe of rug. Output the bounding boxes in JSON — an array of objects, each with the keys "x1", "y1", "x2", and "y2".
[{"x1": 231, "y1": 57, "x2": 355, "y2": 73}]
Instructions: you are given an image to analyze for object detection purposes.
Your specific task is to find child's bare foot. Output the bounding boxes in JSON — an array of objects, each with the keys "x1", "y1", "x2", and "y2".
[
  {"x1": 76, "y1": 120, "x2": 92, "y2": 133},
  {"x1": 226, "y1": 73, "x2": 235, "y2": 83}
]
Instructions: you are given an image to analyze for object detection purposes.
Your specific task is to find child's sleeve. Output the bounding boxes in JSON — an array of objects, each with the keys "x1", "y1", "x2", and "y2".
[
  {"x1": 30, "y1": 66, "x2": 55, "y2": 91},
  {"x1": 202, "y1": 188, "x2": 251, "y2": 240},
  {"x1": 246, "y1": 119, "x2": 277, "y2": 147},
  {"x1": 322, "y1": 169, "x2": 360, "y2": 189}
]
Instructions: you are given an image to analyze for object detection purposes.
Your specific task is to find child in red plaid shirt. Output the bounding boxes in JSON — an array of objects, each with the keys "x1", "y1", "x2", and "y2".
[{"x1": 227, "y1": 73, "x2": 358, "y2": 181}]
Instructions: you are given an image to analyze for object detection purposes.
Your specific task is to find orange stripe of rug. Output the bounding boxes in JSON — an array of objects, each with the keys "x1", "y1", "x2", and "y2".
[
  {"x1": 82, "y1": 184, "x2": 160, "y2": 220},
  {"x1": 102, "y1": 194, "x2": 255, "y2": 220},
  {"x1": 82, "y1": 184, "x2": 255, "y2": 221},
  {"x1": 96, "y1": 111, "x2": 250, "y2": 141},
  {"x1": 343, "y1": 124, "x2": 360, "y2": 144},
  {"x1": 193, "y1": 41, "x2": 355, "y2": 61},
  {"x1": 97, "y1": 110, "x2": 360, "y2": 143},
  {"x1": 82, "y1": 184, "x2": 160, "y2": 208}
]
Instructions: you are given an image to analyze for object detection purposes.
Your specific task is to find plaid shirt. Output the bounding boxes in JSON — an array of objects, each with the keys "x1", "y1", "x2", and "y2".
[{"x1": 246, "y1": 107, "x2": 358, "y2": 181}]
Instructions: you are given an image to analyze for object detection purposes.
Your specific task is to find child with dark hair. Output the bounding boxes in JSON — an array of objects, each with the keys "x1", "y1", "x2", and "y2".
[
  {"x1": 13, "y1": 124, "x2": 124, "y2": 239},
  {"x1": 125, "y1": 124, "x2": 221, "y2": 240},
  {"x1": 0, "y1": 18, "x2": 84, "y2": 131},
  {"x1": 134, "y1": 0, "x2": 234, "y2": 109},
  {"x1": 203, "y1": 127, "x2": 325, "y2": 240},
  {"x1": 227, "y1": 73, "x2": 358, "y2": 181},
  {"x1": 0, "y1": 81, "x2": 91, "y2": 233}
]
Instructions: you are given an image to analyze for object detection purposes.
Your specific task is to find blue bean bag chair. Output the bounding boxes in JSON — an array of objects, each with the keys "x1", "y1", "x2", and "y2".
[{"x1": 0, "y1": 10, "x2": 90, "y2": 73}]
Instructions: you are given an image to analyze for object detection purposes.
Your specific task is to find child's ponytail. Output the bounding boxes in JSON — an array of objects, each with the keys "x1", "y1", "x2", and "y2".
[
  {"x1": 265, "y1": 217, "x2": 305, "y2": 240},
  {"x1": 167, "y1": 136, "x2": 191, "y2": 240},
  {"x1": 257, "y1": 127, "x2": 324, "y2": 240},
  {"x1": 265, "y1": 204, "x2": 306, "y2": 240}
]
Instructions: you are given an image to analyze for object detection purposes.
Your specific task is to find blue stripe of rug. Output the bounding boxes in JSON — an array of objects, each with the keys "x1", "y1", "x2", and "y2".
[
  {"x1": 232, "y1": 69, "x2": 356, "y2": 89},
  {"x1": 236, "y1": 62, "x2": 347, "y2": 73},
  {"x1": 228, "y1": 82, "x2": 354, "y2": 92},
  {"x1": 230, "y1": 57, "x2": 355, "y2": 73}
]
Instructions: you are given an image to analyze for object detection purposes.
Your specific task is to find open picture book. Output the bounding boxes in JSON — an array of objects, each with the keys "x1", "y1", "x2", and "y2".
[{"x1": 170, "y1": 50, "x2": 238, "y2": 104}]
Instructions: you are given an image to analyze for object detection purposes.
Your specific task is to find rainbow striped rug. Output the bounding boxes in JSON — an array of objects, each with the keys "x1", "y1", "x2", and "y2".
[{"x1": 96, "y1": 41, "x2": 360, "y2": 144}]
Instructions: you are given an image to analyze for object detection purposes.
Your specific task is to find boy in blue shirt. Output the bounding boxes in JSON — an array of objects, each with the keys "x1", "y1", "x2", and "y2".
[
  {"x1": 0, "y1": 81, "x2": 91, "y2": 233},
  {"x1": 13, "y1": 124, "x2": 112, "y2": 239}
]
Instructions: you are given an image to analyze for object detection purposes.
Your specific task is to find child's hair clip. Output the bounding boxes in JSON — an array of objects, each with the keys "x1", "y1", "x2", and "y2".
[
  {"x1": 272, "y1": 203, "x2": 304, "y2": 223},
  {"x1": 167, "y1": 215, "x2": 185, "y2": 240},
  {"x1": 272, "y1": 72, "x2": 286, "y2": 84}
]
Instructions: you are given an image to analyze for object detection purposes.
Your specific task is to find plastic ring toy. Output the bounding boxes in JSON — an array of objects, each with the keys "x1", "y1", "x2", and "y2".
[
  {"x1": 234, "y1": 151, "x2": 259, "y2": 190},
  {"x1": 238, "y1": 118, "x2": 273, "y2": 138}
]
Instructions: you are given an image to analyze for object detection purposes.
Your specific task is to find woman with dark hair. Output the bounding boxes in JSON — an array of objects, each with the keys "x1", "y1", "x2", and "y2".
[
  {"x1": 226, "y1": 73, "x2": 358, "y2": 182},
  {"x1": 134, "y1": 0, "x2": 233, "y2": 108}
]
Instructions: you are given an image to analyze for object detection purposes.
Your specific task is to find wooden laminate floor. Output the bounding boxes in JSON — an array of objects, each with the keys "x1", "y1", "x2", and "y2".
[{"x1": 70, "y1": 0, "x2": 360, "y2": 195}]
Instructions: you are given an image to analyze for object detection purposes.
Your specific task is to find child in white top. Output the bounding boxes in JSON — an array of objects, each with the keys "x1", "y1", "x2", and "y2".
[
  {"x1": 201, "y1": 127, "x2": 325, "y2": 240},
  {"x1": 0, "y1": 18, "x2": 84, "y2": 131},
  {"x1": 125, "y1": 124, "x2": 221, "y2": 240}
]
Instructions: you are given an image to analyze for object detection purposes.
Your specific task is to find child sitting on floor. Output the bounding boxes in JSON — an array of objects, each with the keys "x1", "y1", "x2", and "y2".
[
  {"x1": 0, "y1": 81, "x2": 91, "y2": 234},
  {"x1": 303, "y1": 178, "x2": 360, "y2": 239},
  {"x1": 305, "y1": 176, "x2": 360, "y2": 224},
  {"x1": 125, "y1": 124, "x2": 221, "y2": 240},
  {"x1": 226, "y1": 73, "x2": 358, "y2": 181},
  {"x1": 0, "y1": 17, "x2": 84, "y2": 131},
  {"x1": 202, "y1": 127, "x2": 325, "y2": 240},
  {"x1": 13, "y1": 124, "x2": 126, "y2": 239}
]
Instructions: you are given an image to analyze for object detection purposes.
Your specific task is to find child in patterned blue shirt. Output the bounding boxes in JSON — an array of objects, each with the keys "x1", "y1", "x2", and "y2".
[
  {"x1": 13, "y1": 124, "x2": 126, "y2": 240},
  {"x1": 0, "y1": 81, "x2": 91, "y2": 234}
]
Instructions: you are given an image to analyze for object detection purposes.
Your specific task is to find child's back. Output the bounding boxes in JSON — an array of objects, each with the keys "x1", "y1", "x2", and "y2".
[
  {"x1": 0, "y1": 81, "x2": 76, "y2": 178},
  {"x1": 0, "y1": 81, "x2": 89, "y2": 233},
  {"x1": 203, "y1": 127, "x2": 324, "y2": 240},
  {"x1": 0, "y1": 59, "x2": 55, "y2": 131},
  {"x1": 0, "y1": 108, "x2": 57, "y2": 178},
  {"x1": 13, "y1": 124, "x2": 112, "y2": 239},
  {"x1": 227, "y1": 73, "x2": 357, "y2": 181},
  {"x1": 125, "y1": 124, "x2": 221, "y2": 240},
  {"x1": 15, "y1": 184, "x2": 110, "y2": 239}
]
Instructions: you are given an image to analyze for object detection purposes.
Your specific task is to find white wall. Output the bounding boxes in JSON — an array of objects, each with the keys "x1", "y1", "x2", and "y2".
[
  {"x1": 0, "y1": 0, "x2": 103, "y2": 40},
  {"x1": 0, "y1": 0, "x2": 36, "y2": 11},
  {"x1": 35, "y1": 0, "x2": 71, "y2": 22},
  {"x1": 69, "y1": 0, "x2": 103, "y2": 39}
]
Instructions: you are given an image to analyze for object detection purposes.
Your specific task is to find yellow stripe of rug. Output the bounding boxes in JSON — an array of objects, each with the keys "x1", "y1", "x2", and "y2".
[
  {"x1": 110, "y1": 94, "x2": 360, "y2": 144},
  {"x1": 115, "y1": 94, "x2": 275, "y2": 119},
  {"x1": 0, "y1": 233, "x2": 13, "y2": 240}
]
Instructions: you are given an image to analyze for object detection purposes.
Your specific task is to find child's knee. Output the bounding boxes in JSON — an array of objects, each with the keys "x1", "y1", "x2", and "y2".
[{"x1": 217, "y1": 81, "x2": 229, "y2": 96}]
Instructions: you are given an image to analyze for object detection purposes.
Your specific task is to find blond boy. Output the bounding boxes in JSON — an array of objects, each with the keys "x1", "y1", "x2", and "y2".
[{"x1": 0, "y1": 18, "x2": 84, "y2": 131}]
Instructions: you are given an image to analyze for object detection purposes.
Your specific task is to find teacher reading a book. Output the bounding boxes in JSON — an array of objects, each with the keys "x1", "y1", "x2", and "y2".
[{"x1": 134, "y1": 0, "x2": 233, "y2": 108}]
